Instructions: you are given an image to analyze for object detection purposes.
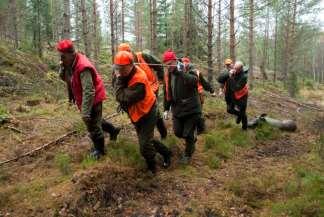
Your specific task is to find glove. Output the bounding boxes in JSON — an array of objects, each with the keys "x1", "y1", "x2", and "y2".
[{"x1": 163, "y1": 111, "x2": 169, "y2": 120}]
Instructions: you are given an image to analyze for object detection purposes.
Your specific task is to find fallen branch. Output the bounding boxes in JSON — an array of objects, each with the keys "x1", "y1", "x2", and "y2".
[
  {"x1": 0, "y1": 112, "x2": 122, "y2": 166},
  {"x1": 5, "y1": 126, "x2": 26, "y2": 135},
  {"x1": 263, "y1": 91, "x2": 324, "y2": 112},
  {"x1": 0, "y1": 130, "x2": 77, "y2": 166}
]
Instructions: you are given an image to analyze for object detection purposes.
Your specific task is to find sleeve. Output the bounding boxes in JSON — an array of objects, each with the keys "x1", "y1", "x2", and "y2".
[
  {"x1": 80, "y1": 69, "x2": 95, "y2": 117},
  {"x1": 182, "y1": 69, "x2": 198, "y2": 87},
  {"x1": 142, "y1": 52, "x2": 164, "y2": 81},
  {"x1": 163, "y1": 83, "x2": 171, "y2": 111},
  {"x1": 115, "y1": 78, "x2": 146, "y2": 107},
  {"x1": 217, "y1": 71, "x2": 230, "y2": 84},
  {"x1": 233, "y1": 73, "x2": 248, "y2": 91},
  {"x1": 199, "y1": 73, "x2": 214, "y2": 93}
]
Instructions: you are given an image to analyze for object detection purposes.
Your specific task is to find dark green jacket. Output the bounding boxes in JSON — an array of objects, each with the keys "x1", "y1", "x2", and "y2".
[{"x1": 164, "y1": 67, "x2": 202, "y2": 118}]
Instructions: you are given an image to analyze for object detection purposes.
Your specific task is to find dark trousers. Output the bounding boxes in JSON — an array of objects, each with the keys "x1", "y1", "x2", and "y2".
[
  {"x1": 155, "y1": 93, "x2": 167, "y2": 139},
  {"x1": 197, "y1": 93, "x2": 205, "y2": 133},
  {"x1": 134, "y1": 104, "x2": 171, "y2": 167},
  {"x1": 227, "y1": 96, "x2": 248, "y2": 130},
  {"x1": 84, "y1": 102, "x2": 118, "y2": 143},
  {"x1": 173, "y1": 114, "x2": 200, "y2": 157}
]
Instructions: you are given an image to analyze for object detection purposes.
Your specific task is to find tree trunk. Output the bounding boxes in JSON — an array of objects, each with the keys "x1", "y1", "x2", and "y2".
[
  {"x1": 110, "y1": 0, "x2": 115, "y2": 63},
  {"x1": 261, "y1": 5, "x2": 269, "y2": 81},
  {"x1": 183, "y1": 0, "x2": 189, "y2": 56},
  {"x1": 62, "y1": 0, "x2": 71, "y2": 39},
  {"x1": 92, "y1": 0, "x2": 99, "y2": 63},
  {"x1": 229, "y1": 0, "x2": 236, "y2": 61},
  {"x1": 121, "y1": 0, "x2": 125, "y2": 42},
  {"x1": 150, "y1": 0, "x2": 157, "y2": 55},
  {"x1": 216, "y1": 0, "x2": 222, "y2": 75},
  {"x1": 273, "y1": 11, "x2": 278, "y2": 82},
  {"x1": 248, "y1": 0, "x2": 254, "y2": 89},
  {"x1": 81, "y1": 0, "x2": 90, "y2": 57},
  {"x1": 207, "y1": 0, "x2": 213, "y2": 82},
  {"x1": 9, "y1": 0, "x2": 19, "y2": 48},
  {"x1": 37, "y1": 0, "x2": 42, "y2": 58}
]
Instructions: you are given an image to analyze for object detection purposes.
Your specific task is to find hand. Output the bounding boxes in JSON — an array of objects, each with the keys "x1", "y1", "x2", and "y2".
[
  {"x1": 211, "y1": 92, "x2": 217, "y2": 97},
  {"x1": 218, "y1": 88, "x2": 224, "y2": 96},
  {"x1": 163, "y1": 111, "x2": 169, "y2": 120},
  {"x1": 229, "y1": 69, "x2": 235, "y2": 77}
]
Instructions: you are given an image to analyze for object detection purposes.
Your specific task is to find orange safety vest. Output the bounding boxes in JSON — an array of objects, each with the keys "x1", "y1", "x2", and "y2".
[
  {"x1": 196, "y1": 70, "x2": 204, "y2": 94},
  {"x1": 127, "y1": 66, "x2": 156, "y2": 123},
  {"x1": 136, "y1": 52, "x2": 159, "y2": 93},
  {"x1": 234, "y1": 84, "x2": 248, "y2": 100}
]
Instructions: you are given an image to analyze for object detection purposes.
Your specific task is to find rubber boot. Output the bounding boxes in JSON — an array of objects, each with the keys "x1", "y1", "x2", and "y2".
[{"x1": 90, "y1": 137, "x2": 105, "y2": 160}]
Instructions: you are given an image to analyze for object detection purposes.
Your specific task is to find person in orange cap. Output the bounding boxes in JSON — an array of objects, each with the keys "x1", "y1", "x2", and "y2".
[
  {"x1": 113, "y1": 51, "x2": 172, "y2": 174},
  {"x1": 181, "y1": 57, "x2": 216, "y2": 134},
  {"x1": 56, "y1": 39, "x2": 121, "y2": 159},
  {"x1": 116, "y1": 43, "x2": 167, "y2": 139}
]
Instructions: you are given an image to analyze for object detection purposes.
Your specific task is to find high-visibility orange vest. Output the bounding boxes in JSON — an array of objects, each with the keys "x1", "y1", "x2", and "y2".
[
  {"x1": 127, "y1": 66, "x2": 156, "y2": 123},
  {"x1": 136, "y1": 52, "x2": 159, "y2": 93},
  {"x1": 196, "y1": 70, "x2": 204, "y2": 94},
  {"x1": 234, "y1": 84, "x2": 248, "y2": 100}
]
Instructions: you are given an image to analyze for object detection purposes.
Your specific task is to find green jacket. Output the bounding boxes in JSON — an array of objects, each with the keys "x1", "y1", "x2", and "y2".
[{"x1": 164, "y1": 66, "x2": 202, "y2": 118}]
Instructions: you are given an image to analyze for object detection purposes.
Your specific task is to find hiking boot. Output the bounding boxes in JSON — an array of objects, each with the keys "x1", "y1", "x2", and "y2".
[
  {"x1": 162, "y1": 152, "x2": 172, "y2": 168},
  {"x1": 90, "y1": 149, "x2": 104, "y2": 160}
]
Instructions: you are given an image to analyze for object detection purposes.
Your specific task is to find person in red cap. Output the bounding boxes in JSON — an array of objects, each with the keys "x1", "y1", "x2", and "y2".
[
  {"x1": 162, "y1": 50, "x2": 201, "y2": 164},
  {"x1": 56, "y1": 39, "x2": 121, "y2": 159},
  {"x1": 181, "y1": 57, "x2": 216, "y2": 134},
  {"x1": 113, "y1": 51, "x2": 171, "y2": 174},
  {"x1": 116, "y1": 43, "x2": 167, "y2": 139}
]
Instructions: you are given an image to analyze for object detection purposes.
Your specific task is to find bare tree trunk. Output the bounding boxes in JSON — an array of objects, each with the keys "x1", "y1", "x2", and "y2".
[
  {"x1": 62, "y1": 0, "x2": 71, "y2": 39},
  {"x1": 261, "y1": 5, "x2": 269, "y2": 80},
  {"x1": 9, "y1": 0, "x2": 19, "y2": 48},
  {"x1": 110, "y1": 0, "x2": 115, "y2": 63},
  {"x1": 216, "y1": 0, "x2": 222, "y2": 75},
  {"x1": 92, "y1": 0, "x2": 99, "y2": 62},
  {"x1": 248, "y1": 0, "x2": 254, "y2": 89},
  {"x1": 81, "y1": 0, "x2": 90, "y2": 57},
  {"x1": 229, "y1": 0, "x2": 235, "y2": 61},
  {"x1": 183, "y1": 0, "x2": 189, "y2": 56},
  {"x1": 207, "y1": 0, "x2": 213, "y2": 82},
  {"x1": 37, "y1": 0, "x2": 42, "y2": 58},
  {"x1": 121, "y1": 0, "x2": 125, "y2": 42},
  {"x1": 273, "y1": 11, "x2": 278, "y2": 82},
  {"x1": 150, "y1": 0, "x2": 157, "y2": 55}
]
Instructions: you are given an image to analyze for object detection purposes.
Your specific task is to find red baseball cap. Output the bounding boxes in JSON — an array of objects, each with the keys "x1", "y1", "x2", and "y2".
[
  {"x1": 56, "y1": 39, "x2": 74, "y2": 53},
  {"x1": 163, "y1": 49, "x2": 177, "y2": 63}
]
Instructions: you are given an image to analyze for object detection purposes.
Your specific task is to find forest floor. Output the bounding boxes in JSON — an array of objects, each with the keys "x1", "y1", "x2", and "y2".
[{"x1": 0, "y1": 46, "x2": 323, "y2": 217}]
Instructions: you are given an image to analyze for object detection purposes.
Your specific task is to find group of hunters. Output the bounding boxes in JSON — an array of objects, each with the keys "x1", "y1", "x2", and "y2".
[{"x1": 57, "y1": 39, "x2": 249, "y2": 174}]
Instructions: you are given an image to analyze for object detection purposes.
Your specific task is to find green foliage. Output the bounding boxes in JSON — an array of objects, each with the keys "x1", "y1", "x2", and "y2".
[
  {"x1": 255, "y1": 123, "x2": 280, "y2": 141},
  {"x1": 0, "y1": 104, "x2": 9, "y2": 123},
  {"x1": 72, "y1": 119, "x2": 87, "y2": 135},
  {"x1": 204, "y1": 133, "x2": 233, "y2": 159},
  {"x1": 207, "y1": 156, "x2": 221, "y2": 170},
  {"x1": 55, "y1": 152, "x2": 72, "y2": 175},
  {"x1": 272, "y1": 169, "x2": 324, "y2": 217},
  {"x1": 81, "y1": 154, "x2": 97, "y2": 169},
  {"x1": 108, "y1": 137, "x2": 144, "y2": 167}
]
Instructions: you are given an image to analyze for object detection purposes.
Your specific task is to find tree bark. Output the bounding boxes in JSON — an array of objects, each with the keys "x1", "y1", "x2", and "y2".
[
  {"x1": 216, "y1": 0, "x2": 222, "y2": 75},
  {"x1": 121, "y1": 0, "x2": 125, "y2": 42},
  {"x1": 229, "y1": 0, "x2": 236, "y2": 61},
  {"x1": 150, "y1": 0, "x2": 157, "y2": 55},
  {"x1": 62, "y1": 0, "x2": 71, "y2": 39},
  {"x1": 81, "y1": 0, "x2": 90, "y2": 57},
  {"x1": 207, "y1": 0, "x2": 213, "y2": 82},
  {"x1": 110, "y1": 0, "x2": 115, "y2": 63},
  {"x1": 9, "y1": 0, "x2": 19, "y2": 48},
  {"x1": 248, "y1": 0, "x2": 254, "y2": 89},
  {"x1": 92, "y1": 0, "x2": 99, "y2": 62}
]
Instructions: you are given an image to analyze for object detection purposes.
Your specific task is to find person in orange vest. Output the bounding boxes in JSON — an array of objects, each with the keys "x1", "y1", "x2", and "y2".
[
  {"x1": 117, "y1": 43, "x2": 167, "y2": 139},
  {"x1": 218, "y1": 58, "x2": 234, "y2": 105},
  {"x1": 218, "y1": 61, "x2": 249, "y2": 130},
  {"x1": 113, "y1": 51, "x2": 172, "y2": 174},
  {"x1": 163, "y1": 50, "x2": 201, "y2": 164},
  {"x1": 56, "y1": 39, "x2": 121, "y2": 159},
  {"x1": 181, "y1": 57, "x2": 216, "y2": 134}
]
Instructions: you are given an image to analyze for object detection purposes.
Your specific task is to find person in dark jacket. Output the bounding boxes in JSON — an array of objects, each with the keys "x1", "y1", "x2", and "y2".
[
  {"x1": 217, "y1": 61, "x2": 249, "y2": 130},
  {"x1": 163, "y1": 50, "x2": 202, "y2": 164},
  {"x1": 114, "y1": 51, "x2": 171, "y2": 174},
  {"x1": 182, "y1": 57, "x2": 216, "y2": 134},
  {"x1": 56, "y1": 39, "x2": 121, "y2": 159},
  {"x1": 117, "y1": 43, "x2": 167, "y2": 139}
]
